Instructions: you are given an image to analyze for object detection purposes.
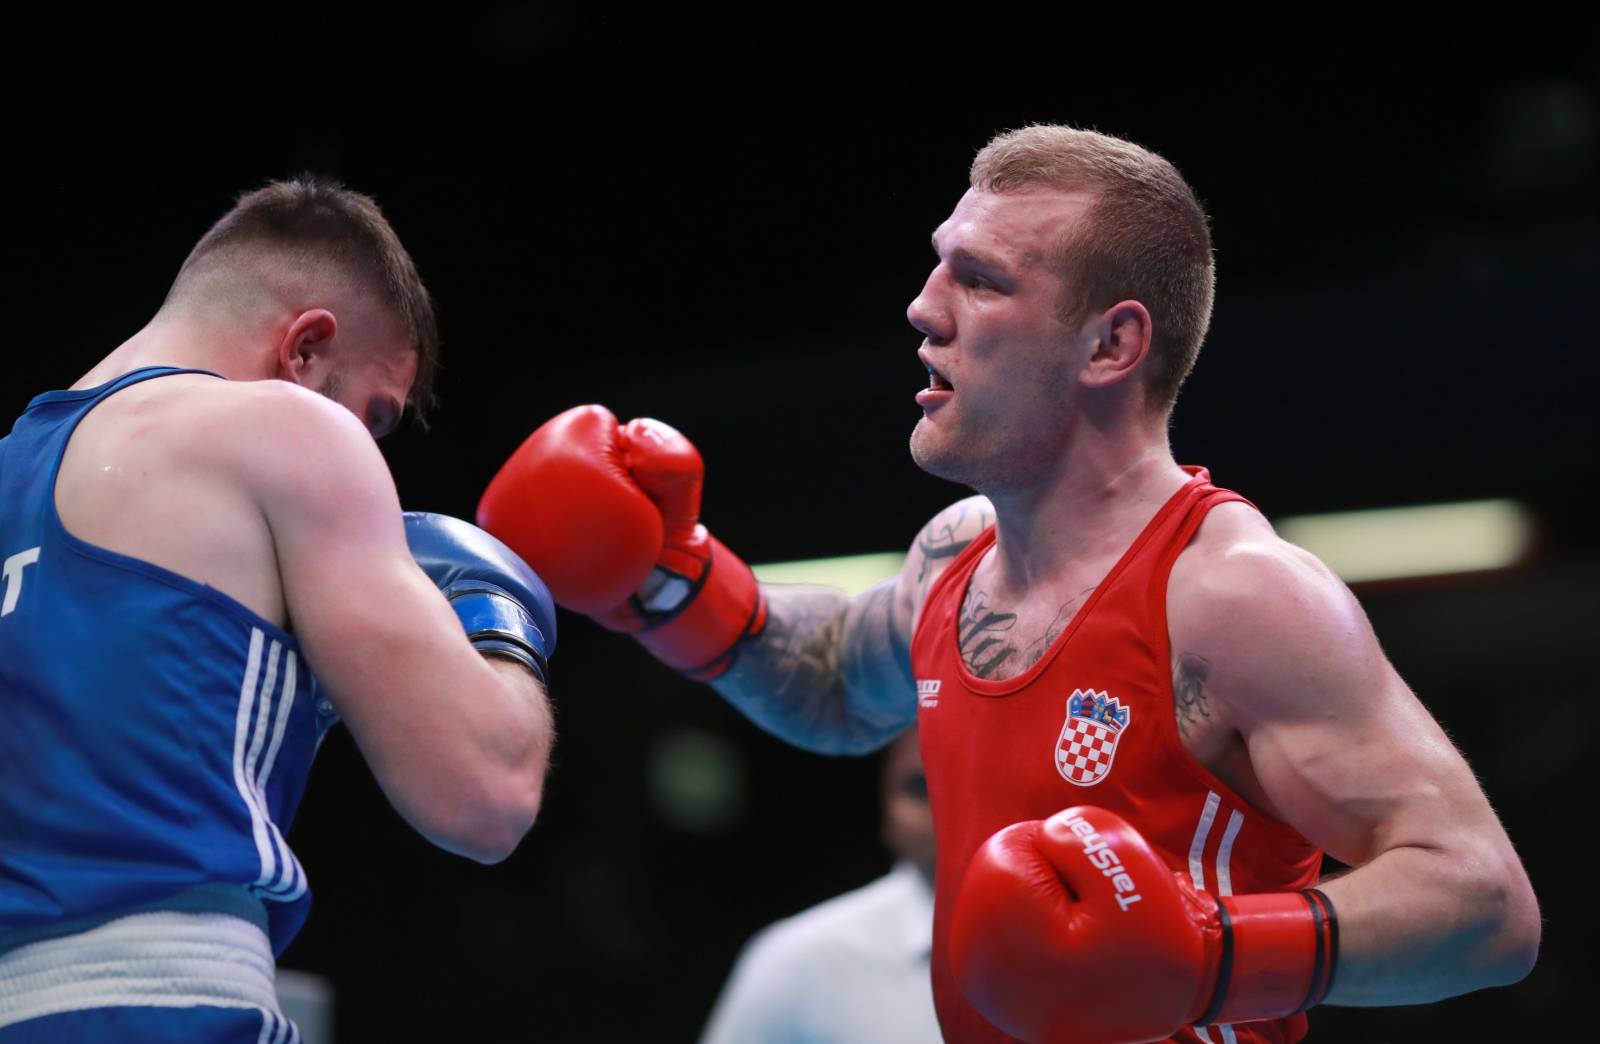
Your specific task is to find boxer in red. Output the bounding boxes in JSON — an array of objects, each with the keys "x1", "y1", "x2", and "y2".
[{"x1": 480, "y1": 125, "x2": 1540, "y2": 1043}]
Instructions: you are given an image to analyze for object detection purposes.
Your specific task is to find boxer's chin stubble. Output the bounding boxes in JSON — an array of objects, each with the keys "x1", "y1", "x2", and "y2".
[
  {"x1": 909, "y1": 419, "x2": 970, "y2": 485},
  {"x1": 313, "y1": 366, "x2": 346, "y2": 404}
]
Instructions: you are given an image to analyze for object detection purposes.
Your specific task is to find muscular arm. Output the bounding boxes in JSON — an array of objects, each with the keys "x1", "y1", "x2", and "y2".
[
  {"x1": 712, "y1": 496, "x2": 991, "y2": 755},
  {"x1": 1171, "y1": 530, "x2": 1540, "y2": 1004},
  {"x1": 234, "y1": 384, "x2": 553, "y2": 863}
]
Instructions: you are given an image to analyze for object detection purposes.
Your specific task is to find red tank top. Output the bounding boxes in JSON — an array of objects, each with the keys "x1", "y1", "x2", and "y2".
[{"x1": 913, "y1": 469, "x2": 1322, "y2": 1044}]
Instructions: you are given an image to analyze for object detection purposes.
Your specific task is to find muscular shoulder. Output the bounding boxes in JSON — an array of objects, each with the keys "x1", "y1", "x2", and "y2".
[
  {"x1": 143, "y1": 378, "x2": 391, "y2": 510},
  {"x1": 85, "y1": 375, "x2": 369, "y2": 472},
  {"x1": 1169, "y1": 501, "x2": 1380, "y2": 722},
  {"x1": 1170, "y1": 501, "x2": 1348, "y2": 615},
  {"x1": 55, "y1": 375, "x2": 396, "y2": 624},
  {"x1": 193, "y1": 378, "x2": 370, "y2": 462}
]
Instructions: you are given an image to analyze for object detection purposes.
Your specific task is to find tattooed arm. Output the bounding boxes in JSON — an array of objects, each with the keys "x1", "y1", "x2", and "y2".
[{"x1": 710, "y1": 496, "x2": 992, "y2": 754}]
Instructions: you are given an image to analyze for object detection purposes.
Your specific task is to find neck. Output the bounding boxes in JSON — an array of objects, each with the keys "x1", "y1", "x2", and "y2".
[
  {"x1": 980, "y1": 412, "x2": 1190, "y2": 593},
  {"x1": 76, "y1": 308, "x2": 276, "y2": 389}
]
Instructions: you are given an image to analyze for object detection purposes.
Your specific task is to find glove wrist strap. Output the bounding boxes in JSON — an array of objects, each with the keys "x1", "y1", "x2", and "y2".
[
  {"x1": 1196, "y1": 889, "x2": 1339, "y2": 1026},
  {"x1": 632, "y1": 536, "x2": 767, "y2": 680},
  {"x1": 445, "y1": 581, "x2": 550, "y2": 683}
]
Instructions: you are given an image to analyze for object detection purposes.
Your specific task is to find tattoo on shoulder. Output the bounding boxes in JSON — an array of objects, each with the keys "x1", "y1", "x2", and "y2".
[
  {"x1": 916, "y1": 502, "x2": 993, "y2": 592},
  {"x1": 1173, "y1": 652, "x2": 1213, "y2": 738}
]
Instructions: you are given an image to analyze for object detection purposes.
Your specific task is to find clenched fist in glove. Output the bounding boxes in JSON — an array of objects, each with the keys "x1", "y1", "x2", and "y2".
[
  {"x1": 951, "y1": 805, "x2": 1338, "y2": 1043},
  {"x1": 477, "y1": 405, "x2": 765, "y2": 681}
]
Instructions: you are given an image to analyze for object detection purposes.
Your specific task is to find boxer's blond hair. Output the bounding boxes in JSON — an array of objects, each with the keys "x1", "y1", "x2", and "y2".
[
  {"x1": 168, "y1": 177, "x2": 440, "y2": 418},
  {"x1": 971, "y1": 126, "x2": 1215, "y2": 413}
]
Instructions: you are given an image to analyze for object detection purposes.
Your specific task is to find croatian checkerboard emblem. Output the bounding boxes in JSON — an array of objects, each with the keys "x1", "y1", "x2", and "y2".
[{"x1": 1055, "y1": 689, "x2": 1130, "y2": 786}]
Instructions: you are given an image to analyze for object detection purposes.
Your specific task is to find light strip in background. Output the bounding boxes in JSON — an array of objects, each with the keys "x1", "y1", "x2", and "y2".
[
  {"x1": 751, "y1": 499, "x2": 1534, "y2": 590},
  {"x1": 752, "y1": 552, "x2": 906, "y2": 596},
  {"x1": 1274, "y1": 498, "x2": 1534, "y2": 584}
]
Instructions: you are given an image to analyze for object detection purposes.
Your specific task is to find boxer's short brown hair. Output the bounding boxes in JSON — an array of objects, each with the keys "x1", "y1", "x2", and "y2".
[
  {"x1": 174, "y1": 176, "x2": 440, "y2": 419},
  {"x1": 971, "y1": 126, "x2": 1215, "y2": 413}
]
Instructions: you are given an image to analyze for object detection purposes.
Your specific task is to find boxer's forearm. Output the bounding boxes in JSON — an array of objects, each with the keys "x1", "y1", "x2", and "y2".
[
  {"x1": 456, "y1": 656, "x2": 556, "y2": 859},
  {"x1": 1317, "y1": 841, "x2": 1540, "y2": 1005},
  {"x1": 711, "y1": 580, "x2": 916, "y2": 755}
]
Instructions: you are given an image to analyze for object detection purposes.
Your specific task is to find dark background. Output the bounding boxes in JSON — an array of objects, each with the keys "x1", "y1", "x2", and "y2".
[{"x1": 6, "y1": 13, "x2": 1596, "y2": 1043}]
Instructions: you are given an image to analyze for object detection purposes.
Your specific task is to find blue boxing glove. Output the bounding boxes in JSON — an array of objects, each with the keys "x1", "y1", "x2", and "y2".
[{"x1": 404, "y1": 511, "x2": 557, "y2": 683}]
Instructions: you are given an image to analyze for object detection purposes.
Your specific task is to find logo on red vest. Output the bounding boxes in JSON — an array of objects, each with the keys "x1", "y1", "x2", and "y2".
[
  {"x1": 1055, "y1": 689, "x2": 1130, "y2": 787},
  {"x1": 917, "y1": 679, "x2": 942, "y2": 708}
]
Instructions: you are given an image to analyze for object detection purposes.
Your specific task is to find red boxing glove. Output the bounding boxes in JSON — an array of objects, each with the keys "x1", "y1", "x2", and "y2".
[
  {"x1": 477, "y1": 405, "x2": 766, "y2": 681},
  {"x1": 950, "y1": 806, "x2": 1338, "y2": 1044}
]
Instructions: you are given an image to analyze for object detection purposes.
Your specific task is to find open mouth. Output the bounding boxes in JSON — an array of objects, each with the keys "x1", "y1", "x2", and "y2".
[{"x1": 926, "y1": 361, "x2": 953, "y2": 391}]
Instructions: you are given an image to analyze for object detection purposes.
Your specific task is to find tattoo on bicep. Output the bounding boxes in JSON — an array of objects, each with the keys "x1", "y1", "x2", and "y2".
[
  {"x1": 717, "y1": 583, "x2": 917, "y2": 746},
  {"x1": 754, "y1": 592, "x2": 846, "y2": 696},
  {"x1": 957, "y1": 588, "x2": 1018, "y2": 678},
  {"x1": 840, "y1": 580, "x2": 914, "y2": 695},
  {"x1": 1173, "y1": 652, "x2": 1213, "y2": 738}
]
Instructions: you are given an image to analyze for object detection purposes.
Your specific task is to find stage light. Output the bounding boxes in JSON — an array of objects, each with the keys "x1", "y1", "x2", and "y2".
[
  {"x1": 1275, "y1": 499, "x2": 1534, "y2": 584},
  {"x1": 752, "y1": 552, "x2": 906, "y2": 596},
  {"x1": 750, "y1": 499, "x2": 1535, "y2": 591}
]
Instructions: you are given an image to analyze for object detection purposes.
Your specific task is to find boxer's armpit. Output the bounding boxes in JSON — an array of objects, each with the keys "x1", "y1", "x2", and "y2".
[{"x1": 712, "y1": 580, "x2": 916, "y2": 755}]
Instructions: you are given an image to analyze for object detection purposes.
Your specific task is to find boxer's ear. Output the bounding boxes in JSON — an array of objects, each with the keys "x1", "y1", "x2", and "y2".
[
  {"x1": 1078, "y1": 301, "x2": 1152, "y2": 390},
  {"x1": 276, "y1": 309, "x2": 339, "y2": 386}
]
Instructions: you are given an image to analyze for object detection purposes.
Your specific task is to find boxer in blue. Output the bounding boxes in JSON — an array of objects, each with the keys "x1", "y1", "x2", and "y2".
[{"x1": 0, "y1": 179, "x2": 557, "y2": 1042}]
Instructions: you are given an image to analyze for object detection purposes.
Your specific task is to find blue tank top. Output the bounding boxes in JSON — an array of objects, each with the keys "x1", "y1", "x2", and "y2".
[{"x1": 0, "y1": 367, "x2": 334, "y2": 956}]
